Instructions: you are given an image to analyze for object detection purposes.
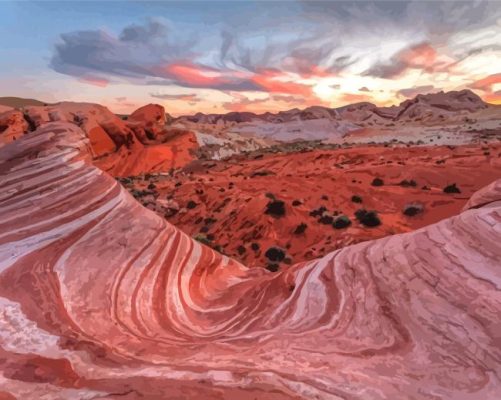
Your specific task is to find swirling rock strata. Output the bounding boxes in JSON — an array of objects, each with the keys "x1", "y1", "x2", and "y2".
[{"x1": 0, "y1": 122, "x2": 500, "y2": 399}]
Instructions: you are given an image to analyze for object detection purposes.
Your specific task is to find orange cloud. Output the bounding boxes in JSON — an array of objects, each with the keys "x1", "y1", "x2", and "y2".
[
  {"x1": 79, "y1": 76, "x2": 109, "y2": 87},
  {"x1": 340, "y1": 93, "x2": 372, "y2": 104},
  {"x1": 400, "y1": 43, "x2": 437, "y2": 70},
  {"x1": 470, "y1": 73, "x2": 501, "y2": 92},
  {"x1": 484, "y1": 91, "x2": 501, "y2": 104},
  {"x1": 163, "y1": 62, "x2": 223, "y2": 86},
  {"x1": 251, "y1": 70, "x2": 313, "y2": 96}
]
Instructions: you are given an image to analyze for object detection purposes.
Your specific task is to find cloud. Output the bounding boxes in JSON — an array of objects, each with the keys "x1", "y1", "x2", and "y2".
[
  {"x1": 50, "y1": 19, "x2": 198, "y2": 85},
  {"x1": 150, "y1": 93, "x2": 201, "y2": 102},
  {"x1": 469, "y1": 73, "x2": 501, "y2": 104},
  {"x1": 469, "y1": 73, "x2": 501, "y2": 92},
  {"x1": 78, "y1": 75, "x2": 109, "y2": 87},
  {"x1": 47, "y1": 2, "x2": 501, "y2": 109},
  {"x1": 339, "y1": 93, "x2": 373, "y2": 104},
  {"x1": 397, "y1": 85, "x2": 436, "y2": 98},
  {"x1": 363, "y1": 42, "x2": 454, "y2": 79}
]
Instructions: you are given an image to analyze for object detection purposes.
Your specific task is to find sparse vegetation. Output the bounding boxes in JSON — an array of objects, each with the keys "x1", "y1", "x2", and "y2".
[
  {"x1": 399, "y1": 179, "x2": 417, "y2": 187},
  {"x1": 294, "y1": 223, "x2": 307, "y2": 234},
  {"x1": 264, "y1": 247, "x2": 286, "y2": 262},
  {"x1": 371, "y1": 177, "x2": 384, "y2": 186},
  {"x1": 355, "y1": 209, "x2": 381, "y2": 227},
  {"x1": 265, "y1": 199, "x2": 286, "y2": 217},
  {"x1": 309, "y1": 206, "x2": 327, "y2": 217},
  {"x1": 318, "y1": 215, "x2": 334, "y2": 225},
  {"x1": 443, "y1": 183, "x2": 461, "y2": 194},
  {"x1": 266, "y1": 264, "x2": 280, "y2": 272},
  {"x1": 186, "y1": 200, "x2": 198, "y2": 209},
  {"x1": 403, "y1": 203, "x2": 424, "y2": 217},
  {"x1": 351, "y1": 195, "x2": 362, "y2": 203},
  {"x1": 194, "y1": 233, "x2": 211, "y2": 246},
  {"x1": 333, "y1": 215, "x2": 351, "y2": 229}
]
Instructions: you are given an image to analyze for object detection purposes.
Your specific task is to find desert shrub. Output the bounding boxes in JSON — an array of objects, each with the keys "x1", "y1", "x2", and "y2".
[
  {"x1": 251, "y1": 242, "x2": 260, "y2": 251},
  {"x1": 265, "y1": 200, "x2": 285, "y2": 217},
  {"x1": 237, "y1": 245, "x2": 246, "y2": 255},
  {"x1": 351, "y1": 195, "x2": 362, "y2": 203},
  {"x1": 403, "y1": 203, "x2": 424, "y2": 217},
  {"x1": 309, "y1": 206, "x2": 327, "y2": 217},
  {"x1": 186, "y1": 200, "x2": 197, "y2": 209},
  {"x1": 266, "y1": 264, "x2": 280, "y2": 272},
  {"x1": 371, "y1": 177, "x2": 384, "y2": 186},
  {"x1": 333, "y1": 215, "x2": 351, "y2": 229},
  {"x1": 294, "y1": 223, "x2": 307, "y2": 235},
  {"x1": 264, "y1": 247, "x2": 286, "y2": 262},
  {"x1": 318, "y1": 215, "x2": 334, "y2": 224},
  {"x1": 292, "y1": 199, "x2": 302, "y2": 206},
  {"x1": 194, "y1": 233, "x2": 211, "y2": 246},
  {"x1": 399, "y1": 179, "x2": 417, "y2": 187},
  {"x1": 355, "y1": 209, "x2": 381, "y2": 227},
  {"x1": 443, "y1": 183, "x2": 461, "y2": 194}
]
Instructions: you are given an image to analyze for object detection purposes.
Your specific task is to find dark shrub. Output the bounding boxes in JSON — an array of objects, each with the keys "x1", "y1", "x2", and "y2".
[
  {"x1": 421, "y1": 185, "x2": 430, "y2": 190},
  {"x1": 333, "y1": 215, "x2": 351, "y2": 229},
  {"x1": 321, "y1": 195, "x2": 329, "y2": 200},
  {"x1": 318, "y1": 215, "x2": 334, "y2": 224},
  {"x1": 199, "y1": 225, "x2": 210, "y2": 233},
  {"x1": 147, "y1": 182, "x2": 156, "y2": 190},
  {"x1": 264, "y1": 247, "x2": 286, "y2": 262},
  {"x1": 294, "y1": 223, "x2": 307, "y2": 235},
  {"x1": 399, "y1": 179, "x2": 417, "y2": 187},
  {"x1": 266, "y1": 264, "x2": 280, "y2": 272},
  {"x1": 351, "y1": 195, "x2": 362, "y2": 203},
  {"x1": 403, "y1": 203, "x2": 424, "y2": 217},
  {"x1": 292, "y1": 199, "x2": 302, "y2": 206},
  {"x1": 265, "y1": 200, "x2": 285, "y2": 217},
  {"x1": 309, "y1": 206, "x2": 327, "y2": 217},
  {"x1": 355, "y1": 209, "x2": 381, "y2": 227},
  {"x1": 237, "y1": 245, "x2": 246, "y2": 255},
  {"x1": 186, "y1": 200, "x2": 197, "y2": 209},
  {"x1": 443, "y1": 183, "x2": 461, "y2": 194},
  {"x1": 371, "y1": 177, "x2": 384, "y2": 186},
  {"x1": 251, "y1": 242, "x2": 260, "y2": 251},
  {"x1": 194, "y1": 233, "x2": 211, "y2": 246}
]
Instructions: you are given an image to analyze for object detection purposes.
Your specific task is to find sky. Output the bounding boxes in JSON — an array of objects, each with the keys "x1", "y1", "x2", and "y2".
[{"x1": 0, "y1": 0, "x2": 500, "y2": 116}]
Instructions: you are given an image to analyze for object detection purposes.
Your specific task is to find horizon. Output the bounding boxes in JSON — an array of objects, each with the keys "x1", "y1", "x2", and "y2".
[
  {"x1": 1, "y1": 87, "x2": 496, "y2": 118},
  {"x1": 1, "y1": 1, "x2": 500, "y2": 115}
]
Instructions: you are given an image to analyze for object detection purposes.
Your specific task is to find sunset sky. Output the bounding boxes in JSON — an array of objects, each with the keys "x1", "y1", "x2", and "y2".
[{"x1": 1, "y1": 1, "x2": 500, "y2": 115}]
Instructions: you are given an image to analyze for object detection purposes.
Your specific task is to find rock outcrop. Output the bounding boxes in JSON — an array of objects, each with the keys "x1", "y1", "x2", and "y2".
[
  {"x1": 0, "y1": 110, "x2": 28, "y2": 146},
  {"x1": 127, "y1": 103, "x2": 167, "y2": 143},
  {"x1": 0, "y1": 122, "x2": 500, "y2": 399}
]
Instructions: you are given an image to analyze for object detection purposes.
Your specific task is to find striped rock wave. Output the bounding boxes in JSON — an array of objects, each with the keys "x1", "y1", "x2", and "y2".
[{"x1": 0, "y1": 122, "x2": 500, "y2": 399}]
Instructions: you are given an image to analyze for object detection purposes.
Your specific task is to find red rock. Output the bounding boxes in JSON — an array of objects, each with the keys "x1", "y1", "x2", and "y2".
[
  {"x1": 0, "y1": 122, "x2": 500, "y2": 399},
  {"x1": 127, "y1": 103, "x2": 167, "y2": 143},
  {"x1": 0, "y1": 110, "x2": 28, "y2": 146}
]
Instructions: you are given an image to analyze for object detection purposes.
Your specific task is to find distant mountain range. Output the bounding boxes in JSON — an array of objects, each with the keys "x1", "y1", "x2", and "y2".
[{"x1": 174, "y1": 90, "x2": 490, "y2": 126}]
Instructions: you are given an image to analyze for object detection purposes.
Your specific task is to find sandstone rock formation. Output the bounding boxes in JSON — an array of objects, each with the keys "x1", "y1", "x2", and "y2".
[
  {"x1": 0, "y1": 110, "x2": 28, "y2": 146},
  {"x1": 0, "y1": 122, "x2": 500, "y2": 399},
  {"x1": 127, "y1": 103, "x2": 167, "y2": 143},
  {"x1": 5, "y1": 102, "x2": 197, "y2": 176}
]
